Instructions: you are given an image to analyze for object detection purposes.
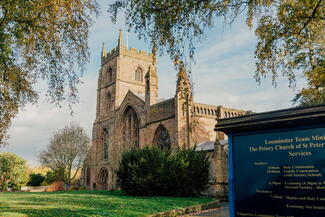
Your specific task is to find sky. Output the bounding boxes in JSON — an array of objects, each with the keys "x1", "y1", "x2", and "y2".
[{"x1": 2, "y1": 1, "x2": 305, "y2": 165}]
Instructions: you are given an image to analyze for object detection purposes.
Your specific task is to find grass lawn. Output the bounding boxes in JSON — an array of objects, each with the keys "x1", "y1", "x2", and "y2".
[{"x1": 0, "y1": 190, "x2": 213, "y2": 217}]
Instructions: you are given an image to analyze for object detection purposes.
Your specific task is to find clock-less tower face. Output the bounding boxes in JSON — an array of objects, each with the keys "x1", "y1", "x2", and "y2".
[{"x1": 96, "y1": 39, "x2": 157, "y2": 119}]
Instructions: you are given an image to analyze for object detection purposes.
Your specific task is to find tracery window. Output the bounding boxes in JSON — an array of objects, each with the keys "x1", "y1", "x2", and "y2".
[
  {"x1": 135, "y1": 67, "x2": 143, "y2": 82},
  {"x1": 121, "y1": 106, "x2": 139, "y2": 147},
  {"x1": 153, "y1": 125, "x2": 171, "y2": 150},
  {"x1": 103, "y1": 128, "x2": 109, "y2": 159}
]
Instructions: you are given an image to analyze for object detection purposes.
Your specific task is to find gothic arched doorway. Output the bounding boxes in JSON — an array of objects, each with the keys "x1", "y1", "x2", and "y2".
[
  {"x1": 121, "y1": 106, "x2": 140, "y2": 147},
  {"x1": 97, "y1": 167, "x2": 108, "y2": 190},
  {"x1": 153, "y1": 125, "x2": 171, "y2": 150}
]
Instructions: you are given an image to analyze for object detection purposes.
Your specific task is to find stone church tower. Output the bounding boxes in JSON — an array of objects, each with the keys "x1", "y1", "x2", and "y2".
[
  {"x1": 83, "y1": 31, "x2": 248, "y2": 194},
  {"x1": 97, "y1": 30, "x2": 157, "y2": 118}
]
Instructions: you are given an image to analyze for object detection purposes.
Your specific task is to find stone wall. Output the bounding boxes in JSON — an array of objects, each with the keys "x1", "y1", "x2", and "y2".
[
  {"x1": 193, "y1": 116, "x2": 218, "y2": 144},
  {"x1": 143, "y1": 118, "x2": 177, "y2": 148},
  {"x1": 84, "y1": 33, "x2": 250, "y2": 193},
  {"x1": 204, "y1": 149, "x2": 228, "y2": 198},
  {"x1": 149, "y1": 98, "x2": 175, "y2": 123},
  {"x1": 218, "y1": 106, "x2": 248, "y2": 119}
]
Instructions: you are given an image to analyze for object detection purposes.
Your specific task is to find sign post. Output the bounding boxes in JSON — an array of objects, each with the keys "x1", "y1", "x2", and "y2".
[{"x1": 215, "y1": 105, "x2": 325, "y2": 217}]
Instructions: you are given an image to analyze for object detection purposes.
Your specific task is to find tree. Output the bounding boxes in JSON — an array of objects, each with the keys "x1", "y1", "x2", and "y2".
[
  {"x1": 40, "y1": 123, "x2": 90, "y2": 184},
  {"x1": 0, "y1": 0, "x2": 99, "y2": 146},
  {"x1": 108, "y1": 0, "x2": 325, "y2": 105},
  {"x1": 43, "y1": 170, "x2": 58, "y2": 185},
  {"x1": 27, "y1": 173, "x2": 45, "y2": 186},
  {"x1": 254, "y1": 1, "x2": 325, "y2": 105},
  {"x1": 0, "y1": 152, "x2": 29, "y2": 191}
]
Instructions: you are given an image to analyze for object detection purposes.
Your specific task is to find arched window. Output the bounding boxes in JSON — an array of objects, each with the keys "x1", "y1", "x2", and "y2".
[
  {"x1": 97, "y1": 167, "x2": 108, "y2": 190},
  {"x1": 121, "y1": 106, "x2": 139, "y2": 147},
  {"x1": 108, "y1": 67, "x2": 113, "y2": 83},
  {"x1": 103, "y1": 128, "x2": 109, "y2": 159},
  {"x1": 153, "y1": 125, "x2": 171, "y2": 150},
  {"x1": 135, "y1": 68, "x2": 143, "y2": 82}
]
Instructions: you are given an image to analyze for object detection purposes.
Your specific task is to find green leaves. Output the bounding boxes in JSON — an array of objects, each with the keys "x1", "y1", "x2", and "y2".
[
  {"x1": 116, "y1": 146, "x2": 210, "y2": 196},
  {"x1": 254, "y1": 0, "x2": 325, "y2": 105},
  {"x1": 109, "y1": 0, "x2": 325, "y2": 106},
  {"x1": 109, "y1": 0, "x2": 220, "y2": 63},
  {"x1": 0, "y1": 0, "x2": 99, "y2": 145},
  {"x1": 0, "y1": 152, "x2": 28, "y2": 191}
]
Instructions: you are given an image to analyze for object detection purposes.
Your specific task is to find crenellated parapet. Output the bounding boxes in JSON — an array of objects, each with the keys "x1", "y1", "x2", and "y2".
[
  {"x1": 101, "y1": 45, "x2": 154, "y2": 66},
  {"x1": 101, "y1": 47, "x2": 119, "y2": 65}
]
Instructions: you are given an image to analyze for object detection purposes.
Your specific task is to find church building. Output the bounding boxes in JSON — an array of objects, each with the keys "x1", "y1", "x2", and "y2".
[{"x1": 83, "y1": 31, "x2": 247, "y2": 194}]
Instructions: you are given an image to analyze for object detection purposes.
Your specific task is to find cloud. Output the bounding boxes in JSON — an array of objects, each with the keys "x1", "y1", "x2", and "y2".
[
  {"x1": 196, "y1": 26, "x2": 255, "y2": 63},
  {"x1": 188, "y1": 21, "x2": 297, "y2": 112},
  {"x1": 1, "y1": 4, "x2": 301, "y2": 165},
  {"x1": 3, "y1": 73, "x2": 97, "y2": 166}
]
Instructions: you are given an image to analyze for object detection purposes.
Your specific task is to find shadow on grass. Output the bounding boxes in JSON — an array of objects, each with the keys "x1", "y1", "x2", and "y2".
[{"x1": 0, "y1": 191, "x2": 213, "y2": 217}]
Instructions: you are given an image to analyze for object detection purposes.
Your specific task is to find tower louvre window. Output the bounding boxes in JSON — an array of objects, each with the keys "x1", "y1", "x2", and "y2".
[
  {"x1": 107, "y1": 93, "x2": 112, "y2": 110},
  {"x1": 135, "y1": 68, "x2": 143, "y2": 82},
  {"x1": 108, "y1": 67, "x2": 113, "y2": 83}
]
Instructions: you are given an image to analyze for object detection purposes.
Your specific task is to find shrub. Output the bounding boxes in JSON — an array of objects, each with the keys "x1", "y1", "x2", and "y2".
[
  {"x1": 27, "y1": 173, "x2": 45, "y2": 186},
  {"x1": 42, "y1": 170, "x2": 58, "y2": 186},
  {"x1": 46, "y1": 181, "x2": 65, "y2": 192},
  {"x1": 116, "y1": 147, "x2": 210, "y2": 196},
  {"x1": 0, "y1": 152, "x2": 28, "y2": 191}
]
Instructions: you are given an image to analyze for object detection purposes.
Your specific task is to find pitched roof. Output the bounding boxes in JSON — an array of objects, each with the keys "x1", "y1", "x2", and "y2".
[{"x1": 195, "y1": 140, "x2": 228, "y2": 152}]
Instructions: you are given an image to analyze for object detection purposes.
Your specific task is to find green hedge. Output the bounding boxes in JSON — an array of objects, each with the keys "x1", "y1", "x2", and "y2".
[{"x1": 116, "y1": 147, "x2": 210, "y2": 196}]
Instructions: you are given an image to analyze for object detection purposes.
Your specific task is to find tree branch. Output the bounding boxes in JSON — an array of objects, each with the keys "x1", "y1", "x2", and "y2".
[{"x1": 297, "y1": 0, "x2": 323, "y2": 35}]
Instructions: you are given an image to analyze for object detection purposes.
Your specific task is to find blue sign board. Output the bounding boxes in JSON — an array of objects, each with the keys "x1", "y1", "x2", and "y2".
[{"x1": 229, "y1": 126, "x2": 325, "y2": 217}]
